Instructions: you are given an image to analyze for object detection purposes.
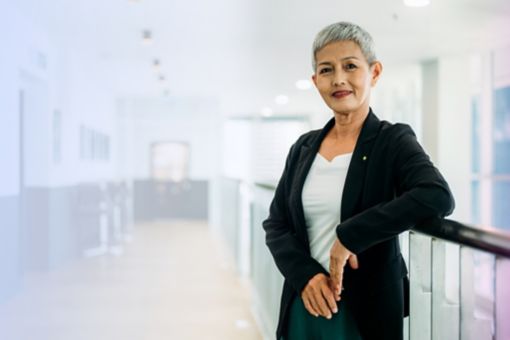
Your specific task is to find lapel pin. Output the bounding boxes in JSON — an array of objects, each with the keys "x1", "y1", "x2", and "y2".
[{"x1": 362, "y1": 156, "x2": 367, "y2": 161}]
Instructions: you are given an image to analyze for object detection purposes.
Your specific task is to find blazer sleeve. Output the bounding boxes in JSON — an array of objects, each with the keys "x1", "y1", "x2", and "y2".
[
  {"x1": 263, "y1": 142, "x2": 329, "y2": 294},
  {"x1": 336, "y1": 124, "x2": 455, "y2": 254}
]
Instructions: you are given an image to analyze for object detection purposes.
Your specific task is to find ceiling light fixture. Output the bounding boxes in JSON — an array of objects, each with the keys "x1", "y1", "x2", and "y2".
[
  {"x1": 404, "y1": 0, "x2": 430, "y2": 7},
  {"x1": 142, "y1": 30, "x2": 152, "y2": 45},
  {"x1": 153, "y1": 59, "x2": 161, "y2": 70}
]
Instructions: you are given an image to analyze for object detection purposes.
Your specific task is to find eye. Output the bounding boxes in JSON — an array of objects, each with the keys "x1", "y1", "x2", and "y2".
[
  {"x1": 345, "y1": 63, "x2": 357, "y2": 70},
  {"x1": 319, "y1": 67, "x2": 332, "y2": 74}
]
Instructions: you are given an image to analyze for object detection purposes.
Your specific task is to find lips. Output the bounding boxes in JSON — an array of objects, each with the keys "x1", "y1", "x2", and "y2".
[{"x1": 332, "y1": 90, "x2": 352, "y2": 98}]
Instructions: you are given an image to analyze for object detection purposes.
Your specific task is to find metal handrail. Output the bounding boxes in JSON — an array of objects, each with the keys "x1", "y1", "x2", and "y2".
[{"x1": 414, "y1": 218, "x2": 510, "y2": 258}]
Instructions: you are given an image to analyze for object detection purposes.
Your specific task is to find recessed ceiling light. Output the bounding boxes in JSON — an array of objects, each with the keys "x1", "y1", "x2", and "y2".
[
  {"x1": 275, "y1": 95, "x2": 289, "y2": 105},
  {"x1": 404, "y1": 0, "x2": 430, "y2": 7},
  {"x1": 296, "y1": 79, "x2": 312, "y2": 90},
  {"x1": 153, "y1": 59, "x2": 161, "y2": 70},
  {"x1": 158, "y1": 74, "x2": 165, "y2": 82},
  {"x1": 142, "y1": 30, "x2": 152, "y2": 45}
]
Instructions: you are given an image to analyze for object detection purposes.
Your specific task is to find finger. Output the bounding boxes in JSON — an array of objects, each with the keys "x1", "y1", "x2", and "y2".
[
  {"x1": 348, "y1": 254, "x2": 359, "y2": 269},
  {"x1": 330, "y1": 264, "x2": 344, "y2": 297},
  {"x1": 304, "y1": 289, "x2": 322, "y2": 317},
  {"x1": 321, "y1": 284, "x2": 338, "y2": 314},
  {"x1": 308, "y1": 293, "x2": 322, "y2": 317},
  {"x1": 302, "y1": 294, "x2": 319, "y2": 317},
  {"x1": 337, "y1": 266, "x2": 344, "y2": 294},
  {"x1": 329, "y1": 257, "x2": 336, "y2": 276},
  {"x1": 330, "y1": 277, "x2": 340, "y2": 297},
  {"x1": 330, "y1": 259, "x2": 343, "y2": 296},
  {"x1": 313, "y1": 287, "x2": 332, "y2": 319},
  {"x1": 329, "y1": 258, "x2": 339, "y2": 287},
  {"x1": 328, "y1": 278, "x2": 341, "y2": 301}
]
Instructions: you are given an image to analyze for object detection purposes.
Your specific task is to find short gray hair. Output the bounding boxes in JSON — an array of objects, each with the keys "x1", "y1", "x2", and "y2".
[{"x1": 312, "y1": 22, "x2": 377, "y2": 71}]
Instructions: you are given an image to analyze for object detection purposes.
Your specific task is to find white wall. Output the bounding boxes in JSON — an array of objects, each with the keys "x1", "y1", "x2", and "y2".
[
  {"x1": 222, "y1": 118, "x2": 309, "y2": 182},
  {"x1": 372, "y1": 63, "x2": 422, "y2": 138},
  {"x1": 117, "y1": 97, "x2": 221, "y2": 181},
  {"x1": 0, "y1": 5, "x2": 33, "y2": 195},
  {"x1": 0, "y1": 3, "x2": 119, "y2": 191},
  {"x1": 437, "y1": 56, "x2": 472, "y2": 223},
  {"x1": 50, "y1": 45, "x2": 118, "y2": 185},
  {"x1": 418, "y1": 55, "x2": 472, "y2": 223}
]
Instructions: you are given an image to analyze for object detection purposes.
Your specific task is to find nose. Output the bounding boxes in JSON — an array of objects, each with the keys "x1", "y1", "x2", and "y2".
[{"x1": 332, "y1": 70, "x2": 346, "y2": 87}]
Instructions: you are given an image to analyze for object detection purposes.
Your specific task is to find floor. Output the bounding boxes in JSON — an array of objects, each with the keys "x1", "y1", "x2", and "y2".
[{"x1": 0, "y1": 220, "x2": 263, "y2": 340}]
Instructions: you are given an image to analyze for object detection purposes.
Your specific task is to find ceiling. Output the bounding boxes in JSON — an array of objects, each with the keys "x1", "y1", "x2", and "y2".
[{"x1": 15, "y1": 0, "x2": 510, "y2": 115}]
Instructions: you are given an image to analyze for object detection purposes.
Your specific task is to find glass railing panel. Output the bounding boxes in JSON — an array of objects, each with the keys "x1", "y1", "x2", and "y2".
[
  {"x1": 399, "y1": 231, "x2": 410, "y2": 340},
  {"x1": 431, "y1": 239, "x2": 460, "y2": 340},
  {"x1": 460, "y1": 247, "x2": 495, "y2": 340},
  {"x1": 217, "y1": 177, "x2": 241, "y2": 263},
  {"x1": 250, "y1": 185, "x2": 283, "y2": 338},
  {"x1": 495, "y1": 256, "x2": 510, "y2": 339},
  {"x1": 409, "y1": 232, "x2": 432, "y2": 340}
]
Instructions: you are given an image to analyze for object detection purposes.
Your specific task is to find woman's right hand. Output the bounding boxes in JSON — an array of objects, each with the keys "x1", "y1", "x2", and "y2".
[{"x1": 301, "y1": 273, "x2": 339, "y2": 319}]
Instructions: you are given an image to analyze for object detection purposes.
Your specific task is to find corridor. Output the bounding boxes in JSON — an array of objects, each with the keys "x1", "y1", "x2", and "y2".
[
  {"x1": 1, "y1": 1, "x2": 510, "y2": 339},
  {"x1": 0, "y1": 221, "x2": 262, "y2": 340}
]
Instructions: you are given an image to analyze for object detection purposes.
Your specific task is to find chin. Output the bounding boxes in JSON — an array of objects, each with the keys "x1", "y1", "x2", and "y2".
[
  {"x1": 329, "y1": 101, "x2": 368, "y2": 116},
  {"x1": 329, "y1": 105, "x2": 357, "y2": 115}
]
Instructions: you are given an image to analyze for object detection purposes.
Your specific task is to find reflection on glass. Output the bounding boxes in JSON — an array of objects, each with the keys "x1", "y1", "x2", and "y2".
[
  {"x1": 492, "y1": 180, "x2": 510, "y2": 230},
  {"x1": 471, "y1": 180, "x2": 480, "y2": 225},
  {"x1": 460, "y1": 247, "x2": 495, "y2": 340},
  {"x1": 472, "y1": 95, "x2": 481, "y2": 174},
  {"x1": 493, "y1": 86, "x2": 510, "y2": 174},
  {"x1": 492, "y1": 85, "x2": 510, "y2": 231}
]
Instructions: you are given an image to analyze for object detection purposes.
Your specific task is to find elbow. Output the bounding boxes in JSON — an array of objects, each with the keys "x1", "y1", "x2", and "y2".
[
  {"x1": 262, "y1": 219, "x2": 273, "y2": 246},
  {"x1": 415, "y1": 184, "x2": 455, "y2": 218},
  {"x1": 436, "y1": 187, "x2": 455, "y2": 217},
  {"x1": 262, "y1": 218, "x2": 283, "y2": 248}
]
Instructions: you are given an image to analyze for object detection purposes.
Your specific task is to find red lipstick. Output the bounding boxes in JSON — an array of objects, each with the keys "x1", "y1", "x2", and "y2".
[{"x1": 332, "y1": 90, "x2": 352, "y2": 98}]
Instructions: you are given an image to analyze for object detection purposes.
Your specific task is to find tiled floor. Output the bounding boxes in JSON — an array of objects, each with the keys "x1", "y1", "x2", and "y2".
[{"x1": 0, "y1": 220, "x2": 263, "y2": 340}]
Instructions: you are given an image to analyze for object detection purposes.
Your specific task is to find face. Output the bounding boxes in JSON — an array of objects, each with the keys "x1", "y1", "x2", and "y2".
[{"x1": 312, "y1": 40, "x2": 382, "y2": 116}]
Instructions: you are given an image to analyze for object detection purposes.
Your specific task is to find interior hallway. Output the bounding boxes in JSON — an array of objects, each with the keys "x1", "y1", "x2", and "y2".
[{"x1": 0, "y1": 221, "x2": 263, "y2": 340}]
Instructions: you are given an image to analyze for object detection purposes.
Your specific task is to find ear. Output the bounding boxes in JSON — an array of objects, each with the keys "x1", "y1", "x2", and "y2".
[
  {"x1": 370, "y1": 61, "x2": 383, "y2": 86},
  {"x1": 312, "y1": 74, "x2": 318, "y2": 87}
]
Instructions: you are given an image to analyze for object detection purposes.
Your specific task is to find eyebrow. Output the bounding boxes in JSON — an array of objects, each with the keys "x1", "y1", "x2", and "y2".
[{"x1": 317, "y1": 56, "x2": 360, "y2": 66}]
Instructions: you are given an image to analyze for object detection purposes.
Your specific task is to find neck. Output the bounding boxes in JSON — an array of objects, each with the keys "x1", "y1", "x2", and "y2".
[{"x1": 331, "y1": 108, "x2": 369, "y2": 139}]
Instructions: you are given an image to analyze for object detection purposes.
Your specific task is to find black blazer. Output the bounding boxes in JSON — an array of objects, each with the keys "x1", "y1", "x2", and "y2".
[{"x1": 263, "y1": 109, "x2": 454, "y2": 339}]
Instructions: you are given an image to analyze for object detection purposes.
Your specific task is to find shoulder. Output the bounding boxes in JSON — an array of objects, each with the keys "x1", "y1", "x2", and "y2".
[
  {"x1": 296, "y1": 128, "x2": 322, "y2": 145},
  {"x1": 288, "y1": 128, "x2": 321, "y2": 152},
  {"x1": 376, "y1": 121, "x2": 428, "y2": 166},
  {"x1": 378, "y1": 120, "x2": 416, "y2": 144},
  {"x1": 283, "y1": 128, "x2": 321, "y2": 165}
]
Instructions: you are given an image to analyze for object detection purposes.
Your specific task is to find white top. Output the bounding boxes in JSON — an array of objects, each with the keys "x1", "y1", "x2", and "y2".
[{"x1": 301, "y1": 152, "x2": 352, "y2": 272}]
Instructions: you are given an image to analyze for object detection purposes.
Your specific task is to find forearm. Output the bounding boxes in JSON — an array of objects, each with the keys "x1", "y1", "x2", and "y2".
[{"x1": 336, "y1": 183, "x2": 454, "y2": 254}]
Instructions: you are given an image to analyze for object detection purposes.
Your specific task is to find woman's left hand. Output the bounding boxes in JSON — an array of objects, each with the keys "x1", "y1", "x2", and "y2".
[{"x1": 329, "y1": 238, "x2": 359, "y2": 299}]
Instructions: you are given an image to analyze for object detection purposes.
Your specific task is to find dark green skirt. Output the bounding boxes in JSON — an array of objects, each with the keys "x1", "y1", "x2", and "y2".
[{"x1": 283, "y1": 296, "x2": 362, "y2": 340}]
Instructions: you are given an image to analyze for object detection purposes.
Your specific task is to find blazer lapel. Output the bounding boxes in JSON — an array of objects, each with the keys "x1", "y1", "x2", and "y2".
[
  {"x1": 289, "y1": 110, "x2": 381, "y2": 246},
  {"x1": 290, "y1": 118, "x2": 335, "y2": 249},
  {"x1": 341, "y1": 110, "x2": 381, "y2": 221}
]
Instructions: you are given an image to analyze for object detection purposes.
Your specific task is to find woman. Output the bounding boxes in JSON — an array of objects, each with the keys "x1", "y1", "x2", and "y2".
[{"x1": 262, "y1": 22, "x2": 454, "y2": 340}]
